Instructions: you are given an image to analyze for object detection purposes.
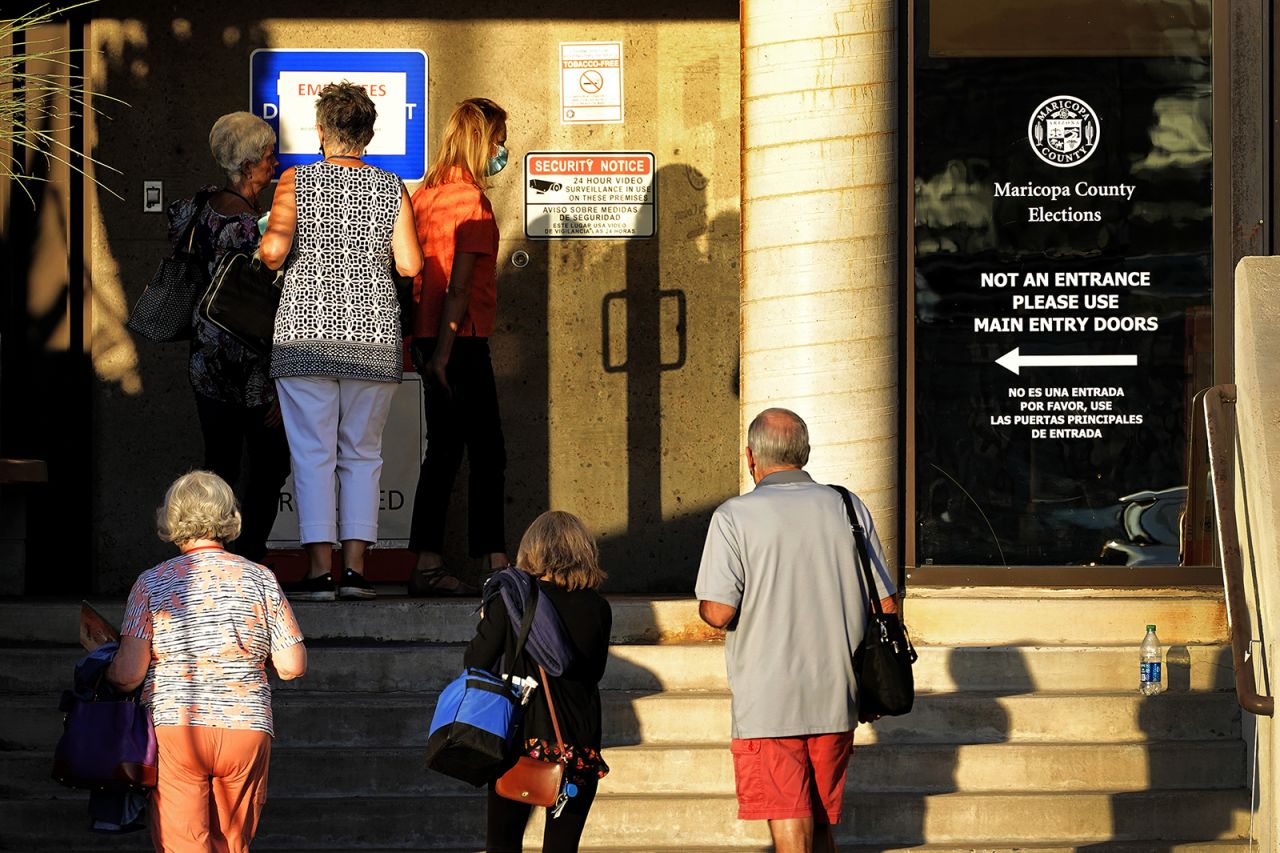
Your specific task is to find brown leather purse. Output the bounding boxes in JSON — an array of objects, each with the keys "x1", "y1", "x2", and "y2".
[{"x1": 495, "y1": 664, "x2": 567, "y2": 808}]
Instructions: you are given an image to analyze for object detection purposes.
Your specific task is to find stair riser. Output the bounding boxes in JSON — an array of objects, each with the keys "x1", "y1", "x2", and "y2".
[
  {"x1": 2, "y1": 644, "x2": 1235, "y2": 695},
  {"x1": 2, "y1": 594, "x2": 1226, "y2": 647},
  {"x1": 0, "y1": 790, "x2": 1250, "y2": 848},
  {"x1": 4, "y1": 692, "x2": 1240, "y2": 753},
  {"x1": 4, "y1": 740, "x2": 1248, "y2": 801}
]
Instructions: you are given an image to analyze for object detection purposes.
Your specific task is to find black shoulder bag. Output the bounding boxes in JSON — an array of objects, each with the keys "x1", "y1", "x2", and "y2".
[
  {"x1": 127, "y1": 189, "x2": 216, "y2": 342},
  {"x1": 198, "y1": 250, "x2": 284, "y2": 355},
  {"x1": 831, "y1": 485, "x2": 918, "y2": 717}
]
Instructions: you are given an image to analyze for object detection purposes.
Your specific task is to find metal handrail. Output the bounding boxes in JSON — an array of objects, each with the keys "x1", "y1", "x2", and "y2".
[{"x1": 1203, "y1": 383, "x2": 1274, "y2": 716}]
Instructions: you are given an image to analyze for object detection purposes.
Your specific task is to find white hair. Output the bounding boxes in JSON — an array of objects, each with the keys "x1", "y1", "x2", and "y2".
[
  {"x1": 747, "y1": 408, "x2": 810, "y2": 469},
  {"x1": 208, "y1": 112, "x2": 276, "y2": 182}
]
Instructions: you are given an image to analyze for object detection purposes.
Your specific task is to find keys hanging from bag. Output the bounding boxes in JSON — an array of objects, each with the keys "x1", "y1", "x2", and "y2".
[
  {"x1": 495, "y1": 663, "x2": 570, "y2": 812},
  {"x1": 127, "y1": 189, "x2": 217, "y2": 342},
  {"x1": 831, "y1": 485, "x2": 918, "y2": 717},
  {"x1": 198, "y1": 250, "x2": 284, "y2": 355}
]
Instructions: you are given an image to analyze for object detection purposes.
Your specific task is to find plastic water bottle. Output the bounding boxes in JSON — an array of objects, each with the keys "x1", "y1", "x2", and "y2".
[{"x1": 1139, "y1": 624, "x2": 1164, "y2": 696}]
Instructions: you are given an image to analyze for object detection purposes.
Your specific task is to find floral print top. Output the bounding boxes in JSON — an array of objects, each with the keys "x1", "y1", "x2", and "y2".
[
  {"x1": 519, "y1": 738, "x2": 610, "y2": 784},
  {"x1": 167, "y1": 187, "x2": 274, "y2": 407}
]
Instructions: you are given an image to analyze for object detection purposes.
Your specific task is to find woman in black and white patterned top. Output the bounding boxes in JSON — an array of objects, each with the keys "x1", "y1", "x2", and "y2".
[{"x1": 260, "y1": 81, "x2": 424, "y2": 602}]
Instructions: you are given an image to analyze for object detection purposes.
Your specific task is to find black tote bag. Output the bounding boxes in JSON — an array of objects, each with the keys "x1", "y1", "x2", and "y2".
[
  {"x1": 198, "y1": 251, "x2": 283, "y2": 355},
  {"x1": 831, "y1": 485, "x2": 918, "y2": 717},
  {"x1": 126, "y1": 189, "x2": 216, "y2": 342}
]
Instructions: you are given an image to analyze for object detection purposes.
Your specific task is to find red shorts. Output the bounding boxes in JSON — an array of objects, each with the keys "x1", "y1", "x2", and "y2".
[{"x1": 730, "y1": 731, "x2": 854, "y2": 823}]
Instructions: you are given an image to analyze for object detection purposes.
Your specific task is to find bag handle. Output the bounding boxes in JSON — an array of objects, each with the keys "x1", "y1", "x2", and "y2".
[
  {"x1": 537, "y1": 663, "x2": 566, "y2": 759},
  {"x1": 830, "y1": 485, "x2": 887, "y2": 619},
  {"x1": 175, "y1": 189, "x2": 217, "y2": 257}
]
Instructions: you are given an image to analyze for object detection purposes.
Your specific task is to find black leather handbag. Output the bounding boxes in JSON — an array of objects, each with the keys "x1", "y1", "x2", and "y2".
[
  {"x1": 127, "y1": 189, "x2": 216, "y2": 342},
  {"x1": 198, "y1": 250, "x2": 284, "y2": 355},
  {"x1": 832, "y1": 485, "x2": 918, "y2": 717}
]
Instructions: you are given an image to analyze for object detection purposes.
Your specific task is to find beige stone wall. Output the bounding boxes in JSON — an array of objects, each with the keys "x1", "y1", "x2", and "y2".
[
  {"x1": 84, "y1": 5, "x2": 739, "y2": 591},
  {"x1": 740, "y1": 0, "x2": 899, "y2": 564},
  {"x1": 1232, "y1": 256, "x2": 1280, "y2": 850}
]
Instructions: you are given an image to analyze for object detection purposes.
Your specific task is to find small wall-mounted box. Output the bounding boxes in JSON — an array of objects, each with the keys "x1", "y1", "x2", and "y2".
[{"x1": 143, "y1": 181, "x2": 163, "y2": 213}]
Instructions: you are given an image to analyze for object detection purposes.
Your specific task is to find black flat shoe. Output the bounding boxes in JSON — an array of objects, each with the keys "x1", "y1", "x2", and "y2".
[
  {"x1": 408, "y1": 566, "x2": 478, "y2": 597},
  {"x1": 337, "y1": 568, "x2": 376, "y2": 600}
]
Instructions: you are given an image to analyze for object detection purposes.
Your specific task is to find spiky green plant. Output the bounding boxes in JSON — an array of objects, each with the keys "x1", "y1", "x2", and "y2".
[{"x1": 1, "y1": 1, "x2": 126, "y2": 204}]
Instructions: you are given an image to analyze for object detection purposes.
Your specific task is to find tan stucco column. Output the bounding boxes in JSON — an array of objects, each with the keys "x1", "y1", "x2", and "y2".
[{"x1": 740, "y1": 0, "x2": 900, "y2": 562}]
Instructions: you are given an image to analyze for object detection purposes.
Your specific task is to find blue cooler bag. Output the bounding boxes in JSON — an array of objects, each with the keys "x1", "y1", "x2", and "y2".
[
  {"x1": 425, "y1": 583, "x2": 539, "y2": 786},
  {"x1": 424, "y1": 668, "x2": 522, "y2": 785}
]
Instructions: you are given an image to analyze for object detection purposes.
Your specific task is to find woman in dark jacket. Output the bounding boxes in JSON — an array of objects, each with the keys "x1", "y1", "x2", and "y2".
[{"x1": 463, "y1": 511, "x2": 612, "y2": 853}]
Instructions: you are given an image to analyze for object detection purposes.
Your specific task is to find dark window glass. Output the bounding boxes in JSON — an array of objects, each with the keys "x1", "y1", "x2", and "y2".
[{"x1": 912, "y1": 0, "x2": 1213, "y2": 567}]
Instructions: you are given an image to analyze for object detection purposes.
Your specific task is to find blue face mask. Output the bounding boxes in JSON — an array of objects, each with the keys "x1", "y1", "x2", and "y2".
[{"x1": 486, "y1": 144, "x2": 508, "y2": 177}]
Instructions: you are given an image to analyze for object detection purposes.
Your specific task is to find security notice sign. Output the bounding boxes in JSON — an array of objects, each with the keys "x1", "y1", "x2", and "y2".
[
  {"x1": 560, "y1": 42, "x2": 623, "y2": 124},
  {"x1": 525, "y1": 152, "x2": 655, "y2": 239}
]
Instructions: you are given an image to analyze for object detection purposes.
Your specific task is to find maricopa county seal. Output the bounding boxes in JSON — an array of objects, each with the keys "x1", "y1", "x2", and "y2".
[{"x1": 1027, "y1": 96, "x2": 1100, "y2": 168}]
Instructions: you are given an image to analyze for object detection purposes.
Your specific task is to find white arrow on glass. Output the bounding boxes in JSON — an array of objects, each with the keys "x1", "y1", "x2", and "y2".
[{"x1": 995, "y1": 347, "x2": 1138, "y2": 375}]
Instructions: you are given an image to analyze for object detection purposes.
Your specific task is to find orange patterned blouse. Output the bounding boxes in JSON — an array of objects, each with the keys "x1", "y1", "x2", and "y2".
[{"x1": 121, "y1": 549, "x2": 304, "y2": 735}]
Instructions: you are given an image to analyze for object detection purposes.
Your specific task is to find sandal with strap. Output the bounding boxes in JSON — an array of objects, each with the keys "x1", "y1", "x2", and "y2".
[{"x1": 408, "y1": 566, "x2": 478, "y2": 597}]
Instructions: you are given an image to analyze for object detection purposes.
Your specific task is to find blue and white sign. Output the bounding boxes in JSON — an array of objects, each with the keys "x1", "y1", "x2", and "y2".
[{"x1": 250, "y1": 49, "x2": 428, "y2": 182}]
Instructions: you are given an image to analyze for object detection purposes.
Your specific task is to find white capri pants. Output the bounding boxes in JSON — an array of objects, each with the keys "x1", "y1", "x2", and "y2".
[{"x1": 275, "y1": 376, "x2": 398, "y2": 545}]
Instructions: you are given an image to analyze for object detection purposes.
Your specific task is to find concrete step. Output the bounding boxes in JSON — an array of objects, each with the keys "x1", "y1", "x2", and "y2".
[
  {"x1": 0, "y1": 597, "x2": 719, "y2": 647},
  {"x1": 0, "y1": 642, "x2": 1235, "y2": 696},
  {"x1": 1, "y1": 588, "x2": 1226, "y2": 647},
  {"x1": 905, "y1": 587, "x2": 1227, "y2": 646},
  {"x1": 34, "y1": 845, "x2": 1259, "y2": 853},
  {"x1": 6, "y1": 739, "x2": 1246, "y2": 801},
  {"x1": 2, "y1": 690, "x2": 1241, "y2": 753},
  {"x1": 1, "y1": 789, "x2": 1251, "y2": 848}
]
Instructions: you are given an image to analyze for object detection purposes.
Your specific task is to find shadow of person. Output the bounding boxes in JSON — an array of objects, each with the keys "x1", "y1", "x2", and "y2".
[
  {"x1": 1080, "y1": 644, "x2": 1247, "y2": 852},
  {"x1": 841, "y1": 646, "x2": 1034, "y2": 850}
]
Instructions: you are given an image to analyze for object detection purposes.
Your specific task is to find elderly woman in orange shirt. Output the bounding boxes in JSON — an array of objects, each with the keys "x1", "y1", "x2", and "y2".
[{"x1": 406, "y1": 97, "x2": 511, "y2": 595}]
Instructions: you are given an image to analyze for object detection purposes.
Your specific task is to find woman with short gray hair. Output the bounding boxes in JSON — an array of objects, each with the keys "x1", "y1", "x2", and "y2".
[
  {"x1": 107, "y1": 470, "x2": 306, "y2": 853},
  {"x1": 260, "y1": 81, "x2": 424, "y2": 601},
  {"x1": 162, "y1": 111, "x2": 290, "y2": 567}
]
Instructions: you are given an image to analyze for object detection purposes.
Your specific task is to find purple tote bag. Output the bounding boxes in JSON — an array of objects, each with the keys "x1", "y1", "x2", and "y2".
[{"x1": 52, "y1": 696, "x2": 158, "y2": 790}]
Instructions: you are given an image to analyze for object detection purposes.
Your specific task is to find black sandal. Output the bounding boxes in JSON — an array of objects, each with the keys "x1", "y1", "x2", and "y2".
[{"x1": 407, "y1": 566, "x2": 478, "y2": 597}]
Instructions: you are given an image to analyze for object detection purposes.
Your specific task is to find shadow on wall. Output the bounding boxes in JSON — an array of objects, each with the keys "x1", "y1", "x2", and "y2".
[{"x1": 591, "y1": 164, "x2": 740, "y2": 593}]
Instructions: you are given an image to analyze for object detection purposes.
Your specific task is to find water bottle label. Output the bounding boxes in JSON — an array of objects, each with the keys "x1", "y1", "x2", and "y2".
[{"x1": 1140, "y1": 662, "x2": 1162, "y2": 684}]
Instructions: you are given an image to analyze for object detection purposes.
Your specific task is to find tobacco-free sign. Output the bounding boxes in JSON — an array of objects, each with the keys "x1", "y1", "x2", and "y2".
[
  {"x1": 524, "y1": 152, "x2": 656, "y2": 239},
  {"x1": 560, "y1": 42, "x2": 623, "y2": 124}
]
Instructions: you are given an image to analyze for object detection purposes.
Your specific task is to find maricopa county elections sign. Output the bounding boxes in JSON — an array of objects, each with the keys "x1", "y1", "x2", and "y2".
[
  {"x1": 250, "y1": 49, "x2": 428, "y2": 182},
  {"x1": 525, "y1": 152, "x2": 656, "y2": 239}
]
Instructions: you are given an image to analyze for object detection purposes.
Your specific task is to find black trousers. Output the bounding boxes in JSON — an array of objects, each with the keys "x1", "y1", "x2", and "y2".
[
  {"x1": 409, "y1": 337, "x2": 507, "y2": 557},
  {"x1": 193, "y1": 392, "x2": 291, "y2": 563},
  {"x1": 485, "y1": 777, "x2": 599, "y2": 853}
]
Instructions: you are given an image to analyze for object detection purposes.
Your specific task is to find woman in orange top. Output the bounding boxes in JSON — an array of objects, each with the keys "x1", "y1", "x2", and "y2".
[{"x1": 407, "y1": 98, "x2": 510, "y2": 595}]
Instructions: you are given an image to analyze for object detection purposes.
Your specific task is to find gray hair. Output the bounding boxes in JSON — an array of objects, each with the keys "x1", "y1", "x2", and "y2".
[
  {"x1": 208, "y1": 112, "x2": 276, "y2": 182},
  {"x1": 315, "y1": 81, "x2": 377, "y2": 152},
  {"x1": 747, "y1": 408, "x2": 810, "y2": 469}
]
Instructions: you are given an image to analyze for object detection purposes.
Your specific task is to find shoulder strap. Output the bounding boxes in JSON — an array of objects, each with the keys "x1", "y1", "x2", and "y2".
[
  {"x1": 829, "y1": 485, "x2": 885, "y2": 618},
  {"x1": 503, "y1": 580, "x2": 539, "y2": 687},
  {"x1": 537, "y1": 663, "x2": 566, "y2": 756},
  {"x1": 176, "y1": 189, "x2": 218, "y2": 255}
]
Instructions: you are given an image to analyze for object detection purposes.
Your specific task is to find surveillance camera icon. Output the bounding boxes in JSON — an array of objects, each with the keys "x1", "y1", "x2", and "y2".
[{"x1": 528, "y1": 179, "x2": 563, "y2": 194}]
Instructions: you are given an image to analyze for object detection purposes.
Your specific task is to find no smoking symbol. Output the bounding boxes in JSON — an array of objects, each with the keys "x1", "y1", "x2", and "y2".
[{"x1": 579, "y1": 70, "x2": 604, "y2": 94}]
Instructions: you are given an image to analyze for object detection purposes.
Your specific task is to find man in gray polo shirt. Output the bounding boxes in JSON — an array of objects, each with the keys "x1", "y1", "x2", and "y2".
[{"x1": 696, "y1": 407, "x2": 897, "y2": 853}]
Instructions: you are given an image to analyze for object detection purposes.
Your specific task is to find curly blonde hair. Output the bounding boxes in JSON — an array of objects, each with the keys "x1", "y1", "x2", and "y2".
[
  {"x1": 516, "y1": 511, "x2": 606, "y2": 592},
  {"x1": 155, "y1": 471, "x2": 242, "y2": 545}
]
